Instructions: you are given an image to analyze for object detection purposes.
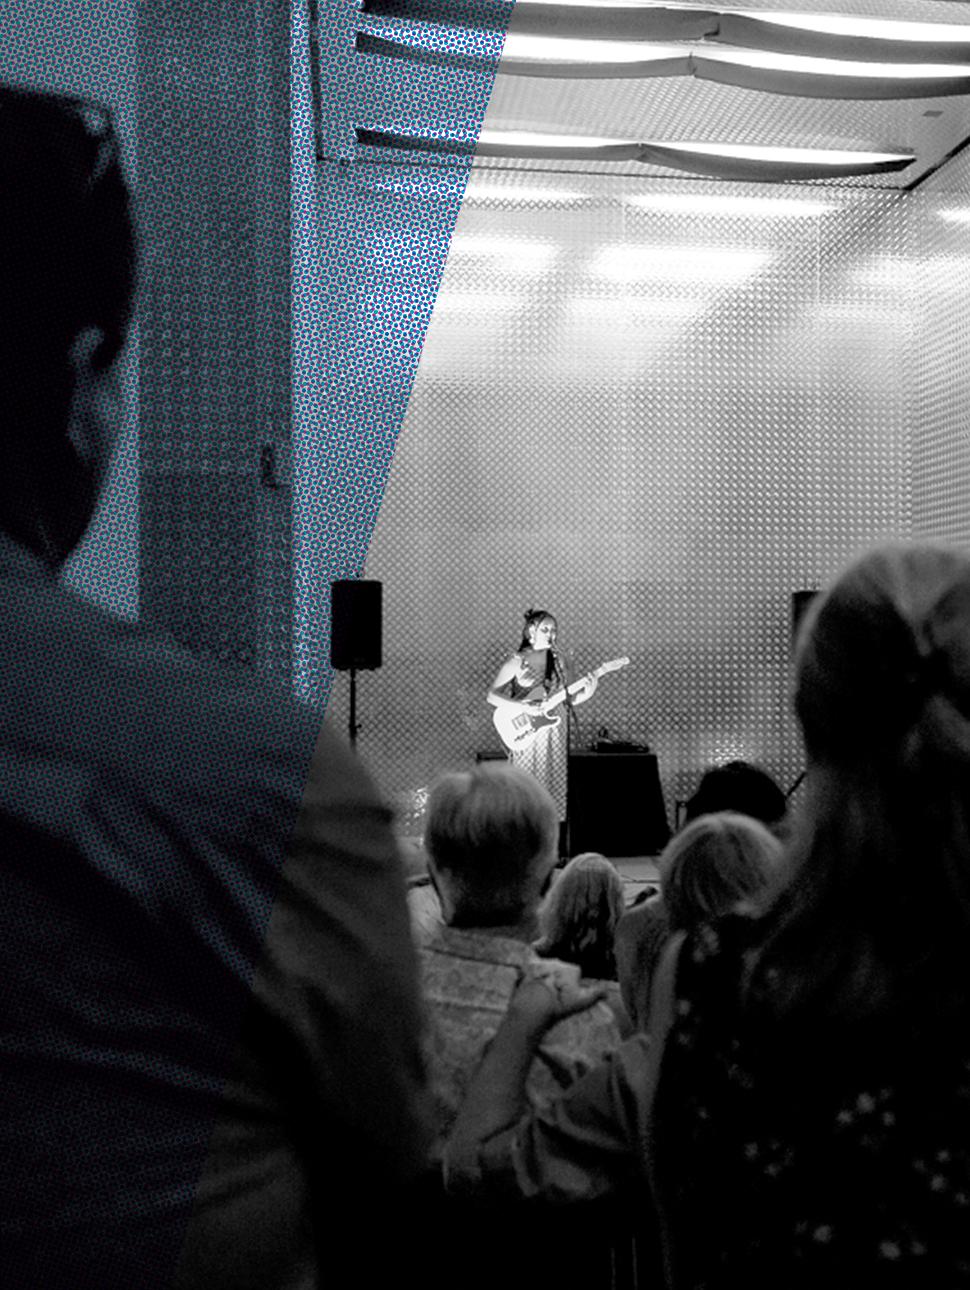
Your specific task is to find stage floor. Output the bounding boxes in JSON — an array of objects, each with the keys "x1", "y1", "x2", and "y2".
[{"x1": 612, "y1": 855, "x2": 660, "y2": 899}]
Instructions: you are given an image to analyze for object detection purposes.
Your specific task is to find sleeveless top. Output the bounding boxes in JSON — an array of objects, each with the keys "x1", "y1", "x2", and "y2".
[{"x1": 508, "y1": 649, "x2": 550, "y2": 702}]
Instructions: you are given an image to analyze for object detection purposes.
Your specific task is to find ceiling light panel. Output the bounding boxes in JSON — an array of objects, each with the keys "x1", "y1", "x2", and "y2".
[{"x1": 347, "y1": 1, "x2": 970, "y2": 189}]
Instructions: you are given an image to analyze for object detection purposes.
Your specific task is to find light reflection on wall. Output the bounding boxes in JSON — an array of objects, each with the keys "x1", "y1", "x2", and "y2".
[{"x1": 322, "y1": 169, "x2": 929, "y2": 832}]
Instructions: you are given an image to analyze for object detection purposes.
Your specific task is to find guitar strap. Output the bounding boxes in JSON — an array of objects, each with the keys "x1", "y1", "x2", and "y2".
[{"x1": 512, "y1": 652, "x2": 551, "y2": 699}]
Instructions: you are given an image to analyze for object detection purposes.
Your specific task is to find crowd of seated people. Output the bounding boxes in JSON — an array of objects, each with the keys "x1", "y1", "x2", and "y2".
[{"x1": 10, "y1": 73, "x2": 970, "y2": 1290}]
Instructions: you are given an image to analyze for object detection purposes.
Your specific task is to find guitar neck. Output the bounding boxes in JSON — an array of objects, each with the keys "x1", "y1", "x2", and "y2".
[
  {"x1": 546, "y1": 670, "x2": 597, "y2": 712},
  {"x1": 544, "y1": 658, "x2": 628, "y2": 713}
]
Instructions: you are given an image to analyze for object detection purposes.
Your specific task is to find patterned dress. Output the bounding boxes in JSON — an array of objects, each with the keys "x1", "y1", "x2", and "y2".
[
  {"x1": 506, "y1": 648, "x2": 568, "y2": 822},
  {"x1": 651, "y1": 915, "x2": 970, "y2": 1289},
  {"x1": 452, "y1": 913, "x2": 970, "y2": 1288}
]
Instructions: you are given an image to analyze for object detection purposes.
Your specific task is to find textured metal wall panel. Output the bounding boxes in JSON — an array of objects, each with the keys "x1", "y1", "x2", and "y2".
[
  {"x1": 328, "y1": 171, "x2": 914, "y2": 827},
  {"x1": 914, "y1": 152, "x2": 970, "y2": 550},
  {"x1": 139, "y1": 0, "x2": 293, "y2": 678},
  {"x1": 143, "y1": 472, "x2": 258, "y2": 665}
]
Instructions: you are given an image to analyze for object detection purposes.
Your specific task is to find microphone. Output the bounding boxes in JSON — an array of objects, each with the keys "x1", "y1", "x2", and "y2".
[{"x1": 550, "y1": 644, "x2": 566, "y2": 682}]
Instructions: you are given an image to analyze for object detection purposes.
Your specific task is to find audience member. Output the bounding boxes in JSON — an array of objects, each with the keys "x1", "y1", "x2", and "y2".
[
  {"x1": 534, "y1": 852, "x2": 626, "y2": 981},
  {"x1": 615, "y1": 813, "x2": 781, "y2": 1029},
  {"x1": 0, "y1": 85, "x2": 428, "y2": 1290},
  {"x1": 421, "y1": 763, "x2": 631, "y2": 1288},
  {"x1": 445, "y1": 541, "x2": 970, "y2": 1288},
  {"x1": 685, "y1": 758, "x2": 787, "y2": 831},
  {"x1": 421, "y1": 765, "x2": 621, "y2": 1158}
]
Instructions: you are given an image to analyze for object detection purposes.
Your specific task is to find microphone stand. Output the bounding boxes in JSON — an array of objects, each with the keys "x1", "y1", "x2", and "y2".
[{"x1": 552, "y1": 646, "x2": 579, "y2": 861}]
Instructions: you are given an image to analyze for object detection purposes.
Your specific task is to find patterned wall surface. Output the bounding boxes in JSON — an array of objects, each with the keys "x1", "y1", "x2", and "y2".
[
  {"x1": 139, "y1": 0, "x2": 293, "y2": 678},
  {"x1": 295, "y1": 1, "x2": 512, "y2": 705},
  {"x1": 323, "y1": 170, "x2": 916, "y2": 832},
  {"x1": 914, "y1": 152, "x2": 970, "y2": 549}
]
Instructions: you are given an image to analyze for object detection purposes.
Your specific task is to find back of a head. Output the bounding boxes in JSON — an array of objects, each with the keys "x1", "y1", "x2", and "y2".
[
  {"x1": 659, "y1": 812, "x2": 782, "y2": 932},
  {"x1": 685, "y1": 760, "x2": 786, "y2": 829},
  {"x1": 768, "y1": 542, "x2": 970, "y2": 1016},
  {"x1": 425, "y1": 763, "x2": 558, "y2": 927},
  {"x1": 536, "y1": 852, "x2": 626, "y2": 975},
  {"x1": 0, "y1": 84, "x2": 136, "y2": 561},
  {"x1": 794, "y1": 544, "x2": 970, "y2": 778}
]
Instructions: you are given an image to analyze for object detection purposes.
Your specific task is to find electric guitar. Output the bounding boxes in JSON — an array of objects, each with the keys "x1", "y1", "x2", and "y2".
[{"x1": 492, "y1": 656, "x2": 631, "y2": 753}]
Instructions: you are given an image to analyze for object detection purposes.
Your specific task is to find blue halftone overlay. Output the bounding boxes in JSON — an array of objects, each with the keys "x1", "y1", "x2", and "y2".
[
  {"x1": 1, "y1": 7, "x2": 513, "y2": 1284},
  {"x1": 294, "y1": 0, "x2": 514, "y2": 704}
]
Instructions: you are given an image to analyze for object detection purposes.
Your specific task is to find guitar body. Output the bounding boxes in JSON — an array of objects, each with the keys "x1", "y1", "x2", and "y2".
[
  {"x1": 491, "y1": 656, "x2": 631, "y2": 755},
  {"x1": 492, "y1": 704, "x2": 561, "y2": 751}
]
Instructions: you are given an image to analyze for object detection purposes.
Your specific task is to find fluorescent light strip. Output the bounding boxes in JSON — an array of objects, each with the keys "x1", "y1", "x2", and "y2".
[
  {"x1": 361, "y1": 1, "x2": 970, "y2": 60},
  {"x1": 358, "y1": 16, "x2": 970, "y2": 95},
  {"x1": 477, "y1": 128, "x2": 631, "y2": 152},
  {"x1": 700, "y1": 44, "x2": 970, "y2": 81},
  {"x1": 357, "y1": 128, "x2": 915, "y2": 180},
  {"x1": 500, "y1": 32, "x2": 970, "y2": 85},
  {"x1": 658, "y1": 142, "x2": 906, "y2": 166},
  {"x1": 503, "y1": 34, "x2": 684, "y2": 63},
  {"x1": 478, "y1": 131, "x2": 910, "y2": 170},
  {"x1": 723, "y1": 10, "x2": 970, "y2": 45},
  {"x1": 475, "y1": 131, "x2": 906, "y2": 168}
]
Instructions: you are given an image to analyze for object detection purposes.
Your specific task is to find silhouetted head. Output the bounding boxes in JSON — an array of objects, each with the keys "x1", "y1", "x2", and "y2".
[
  {"x1": 685, "y1": 760, "x2": 786, "y2": 830},
  {"x1": 759, "y1": 542, "x2": 970, "y2": 1019},
  {"x1": 535, "y1": 852, "x2": 626, "y2": 978},
  {"x1": 0, "y1": 84, "x2": 136, "y2": 565},
  {"x1": 659, "y1": 812, "x2": 781, "y2": 932},
  {"x1": 794, "y1": 544, "x2": 970, "y2": 776},
  {"x1": 424, "y1": 763, "x2": 558, "y2": 928}
]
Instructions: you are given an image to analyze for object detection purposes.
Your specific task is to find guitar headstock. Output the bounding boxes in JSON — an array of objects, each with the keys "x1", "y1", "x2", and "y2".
[{"x1": 597, "y1": 656, "x2": 631, "y2": 677}]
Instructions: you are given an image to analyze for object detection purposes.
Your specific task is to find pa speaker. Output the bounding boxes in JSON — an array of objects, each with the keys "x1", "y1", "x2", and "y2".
[
  {"x1": 330, "y1": 580, "x2": 382, "y2": 671},
  {"x1": 569, "y1": 753, "x2": 670, "y2": 857}
]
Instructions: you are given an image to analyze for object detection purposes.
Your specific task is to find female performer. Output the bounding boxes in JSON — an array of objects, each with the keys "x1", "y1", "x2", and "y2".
[{"x1": 486, "y1": 609, "x2": 596, "y2": 835}]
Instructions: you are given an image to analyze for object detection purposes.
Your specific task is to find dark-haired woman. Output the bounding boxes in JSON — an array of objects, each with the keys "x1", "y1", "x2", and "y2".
[{"x1": 486, "y1": 610, "x2": 596, "y2": 833}]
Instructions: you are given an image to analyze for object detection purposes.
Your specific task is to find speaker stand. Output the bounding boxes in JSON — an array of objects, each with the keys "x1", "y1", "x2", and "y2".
[{"x1": 348, "y1": 667, "x2": 360, "y2": 750}]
